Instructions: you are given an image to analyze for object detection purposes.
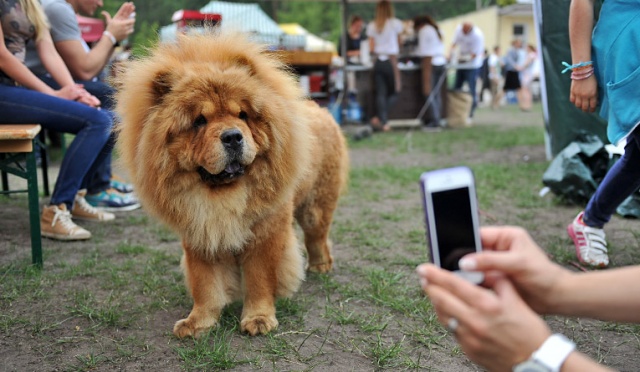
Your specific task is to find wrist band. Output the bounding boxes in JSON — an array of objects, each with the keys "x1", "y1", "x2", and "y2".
[
  {"x1": 103, "y1": 30, "x2": 117, "y2": 46},
  {"x1": 561, "y1": 60, "x2": 593, "y2": 74}
]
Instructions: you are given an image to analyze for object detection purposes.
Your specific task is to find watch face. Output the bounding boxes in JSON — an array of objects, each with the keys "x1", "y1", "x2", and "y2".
[{"x1": 513, "y1": 360, "x2": 551, "y2": 372}]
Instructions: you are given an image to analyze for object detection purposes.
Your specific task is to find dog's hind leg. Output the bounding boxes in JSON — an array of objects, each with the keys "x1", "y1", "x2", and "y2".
[
  {"x1": 295, "y1": 186, "x2": 341, "y2": 273},
  {"x1": 173, "y1": 242, "x2": 240, "y2": 339}
]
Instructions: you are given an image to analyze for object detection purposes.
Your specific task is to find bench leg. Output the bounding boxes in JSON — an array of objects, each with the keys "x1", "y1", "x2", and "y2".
[
  {"x1": 38, "y1": 131, "x2": 50, "y2": 197},
  {"x1": 25, "y1": 149, "x2": 43, "y2": 267},
  {"x1": 1, "y1": 153, "x2": 7, "y2": 192}
]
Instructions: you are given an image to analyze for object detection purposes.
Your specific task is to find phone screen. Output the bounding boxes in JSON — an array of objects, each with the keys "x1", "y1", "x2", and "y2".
[{"x1": 431, "y1": 187, "x2": 476, "y2": 271}]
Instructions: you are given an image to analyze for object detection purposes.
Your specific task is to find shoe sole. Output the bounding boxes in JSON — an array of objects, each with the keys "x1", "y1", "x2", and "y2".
[
  {"x1": 92, "y1": 203, "x2": 141, "y2": 212},
  {"x1": 42, "y1": 231, "x2": 91, "y2": 241},
  {"x1": 566, "y1": 223, "x2": 608, "y2": 268},
  {"x1": 72, "y1": 215, "x2": 116, "y2": 222}
]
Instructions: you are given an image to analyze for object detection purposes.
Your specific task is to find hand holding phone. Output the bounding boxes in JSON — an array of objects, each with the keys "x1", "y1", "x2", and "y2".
[{"x1": 420, "y1": 166, "x2": 484, "y2": 284}]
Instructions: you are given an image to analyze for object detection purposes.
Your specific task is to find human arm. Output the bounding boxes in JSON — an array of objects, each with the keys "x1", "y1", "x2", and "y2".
[
  {"x1": 568, "y1": 0, "x2": 597, "y2": 112},
  {"x1": 35, "y1": 35, "x2": 100, "y2": 107},
  {"x1": 52, "y1": 2, "x2": 135, "y2": 80},
  {"x1": 417, "y1": 264, "x2": 614, "y2": 372},
  {"x1": 459, "y1": 226, "x2": 640, "y2": 323},
  {"x1": 0, "y1": 24, "x2": 85, "y2": 102}
]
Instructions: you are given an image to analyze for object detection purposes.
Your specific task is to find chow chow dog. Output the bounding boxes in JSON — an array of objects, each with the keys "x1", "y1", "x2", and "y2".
[{"x1": 114, "y1": 32, "x2": 349, "y2": 337}]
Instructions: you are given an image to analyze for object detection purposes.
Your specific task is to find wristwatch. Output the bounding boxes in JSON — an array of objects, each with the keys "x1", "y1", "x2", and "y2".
[{"x1": 513, "y1": 334, "x2": 576, "y2": 372}]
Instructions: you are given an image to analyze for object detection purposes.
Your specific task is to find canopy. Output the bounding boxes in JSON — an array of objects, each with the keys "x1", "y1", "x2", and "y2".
[{"x1": 76, "y1": 15, "x2": 104, "y2": 43}]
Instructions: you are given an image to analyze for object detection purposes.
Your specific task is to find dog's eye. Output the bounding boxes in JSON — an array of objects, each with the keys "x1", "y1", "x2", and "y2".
[
  {"x1": 239, "y1": 111, "x2": 248, "y2": 122},
  {"x1": 193, "y1": 114, "x2": 207, "y2": 128}
]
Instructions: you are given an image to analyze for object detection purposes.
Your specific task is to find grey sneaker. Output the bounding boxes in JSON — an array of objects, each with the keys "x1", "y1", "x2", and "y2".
[{"x1": 72, "y1": 190, "x2": 116, "y2": 222}]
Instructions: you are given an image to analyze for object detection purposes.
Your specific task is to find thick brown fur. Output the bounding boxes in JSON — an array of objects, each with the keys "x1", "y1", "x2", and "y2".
[{"x1": 114, "y1": 32, "x2": 349, "y2": 338}]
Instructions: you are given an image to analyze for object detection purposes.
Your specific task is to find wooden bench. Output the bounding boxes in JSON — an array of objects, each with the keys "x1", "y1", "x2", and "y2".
[{"x1": 0, "y1": 124, "x2": 44, "y2": 267}]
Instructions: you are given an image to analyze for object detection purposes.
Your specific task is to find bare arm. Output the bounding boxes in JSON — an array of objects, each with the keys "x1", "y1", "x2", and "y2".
[
  {"x1": 55, "y1": 2, "x2": 135, "y2": 80},
  {"x1": 0, "y1": 28, "x2": 55, "y2": 95},
  {"x1": 459, "y1": 227, "x2": 640, "y2": 323},
  {"x1": 568, "y1": 0, "x2": 597, "y2": 112},
  {"x1": 36, "y1": 33, "x2": 75, "y2": 88},
  {"x1": 551, "y1": 266, "x2": 640, "y2": 323}
]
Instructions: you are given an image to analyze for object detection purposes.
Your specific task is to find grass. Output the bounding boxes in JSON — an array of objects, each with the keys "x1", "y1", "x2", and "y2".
[{"x1": 2, "y1": 105, "x2": 639, "y2": 370}]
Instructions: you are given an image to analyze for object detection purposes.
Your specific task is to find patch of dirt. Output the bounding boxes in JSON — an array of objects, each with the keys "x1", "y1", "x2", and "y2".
[{"x1": 1, "y1": 105, "x2": 639, "y2": 371}]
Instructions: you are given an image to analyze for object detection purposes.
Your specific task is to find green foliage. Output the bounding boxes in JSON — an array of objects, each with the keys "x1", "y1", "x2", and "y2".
[{"x1": 497, "y1": 0, "x2": 518, "y2": 6}]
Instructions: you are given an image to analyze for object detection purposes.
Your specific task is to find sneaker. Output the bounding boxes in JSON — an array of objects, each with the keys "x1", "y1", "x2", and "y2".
[
  {"x1": 567, "y1": 211, "x2": 609, "y2": 268},
  {"x1": 110, "y1": 177, "x2": 134, "y2": 194},
  {"x1": 85, "y1": 188, "x2": 141, "y2": 212},
  {"x1": 72, "y1": 190, "x2": 116, "y2": 222},
  {"x1": 41, "y1": 204, "x2": 92, "y2": 241}
]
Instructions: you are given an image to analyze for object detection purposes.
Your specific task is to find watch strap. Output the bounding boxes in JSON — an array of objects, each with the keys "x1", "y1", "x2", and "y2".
[{"x1": 531, "y1": 333, "x2": 576, "y2": 372}]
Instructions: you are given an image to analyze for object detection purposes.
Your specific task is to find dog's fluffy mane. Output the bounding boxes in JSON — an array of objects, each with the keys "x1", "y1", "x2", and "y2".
[{"x1": 114, "y1": 32, "x2": 314, "y2": 254}]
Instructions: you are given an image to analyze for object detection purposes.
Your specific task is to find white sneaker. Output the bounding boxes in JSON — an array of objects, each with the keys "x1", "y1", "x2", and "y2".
[
  {"x1": 567, "y1": 211, "x2": 609, "y2": 267},
  {"x1": 72, "y1": 190, "x2": 116, "y2": 222}
]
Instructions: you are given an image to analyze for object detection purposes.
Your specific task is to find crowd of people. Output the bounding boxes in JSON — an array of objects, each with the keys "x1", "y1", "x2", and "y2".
[
  {"x1": 0, "y1": 0, "x2": 138, "y2": 241},
  {"x1": 340, "y1": 1, "x2": 540, "y2": 133}
]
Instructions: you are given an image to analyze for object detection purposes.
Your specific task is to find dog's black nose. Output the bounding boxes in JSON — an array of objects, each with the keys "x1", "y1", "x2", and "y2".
[{"x1": 221, "y1": 129, "x2": 243, "y2": 151}]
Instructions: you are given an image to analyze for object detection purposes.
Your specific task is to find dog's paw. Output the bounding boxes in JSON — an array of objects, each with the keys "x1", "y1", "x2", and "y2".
[
  {"x1": 173, "y1": 318, "x2": 215, "y2": 339},
  {"x1": 240, "y1": 315, "x2": 278, "y2": 336},
  {"x1": 307, "y1": 261, "x2": 333, "y2": 273}
]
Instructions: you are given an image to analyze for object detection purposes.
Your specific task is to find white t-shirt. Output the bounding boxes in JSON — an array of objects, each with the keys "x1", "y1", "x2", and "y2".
[
  {"x1": 452, "y1": 25, "x2": 485, "y2": 68},
  {"x1": 415, "y1": 24, "x2": 446, "y2": 66},
  {"x1": 366, "y1": 18, "x2": 403, "y2": 59},
  {"x1": 488, "y1": 53, "x2": 501, "y2": 79}
]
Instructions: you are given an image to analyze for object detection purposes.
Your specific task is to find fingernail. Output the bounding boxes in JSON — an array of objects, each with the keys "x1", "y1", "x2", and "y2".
[
  {"x1": 419, "y1": 277, "x2": 428, "y2": 288},
  {"x1": 459, "y1": 257, "x2": 476, "y2": 271},
  {"x1": 415, "y1": 264, "x2": 428, "y2": 275}
]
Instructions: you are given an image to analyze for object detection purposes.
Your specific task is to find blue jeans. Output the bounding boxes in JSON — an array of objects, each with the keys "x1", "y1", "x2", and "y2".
[
  {"x1": 454, "y1": 67, "x2": 480, "y2": 117},
  {"x1": 584, "y1": 126, "x2": 640, "y2": 228},
  {"x1": 38, "y1": 75, "x2": 115, "y2": 194},
  {"x1": 373, "y1": 59, "x2": 398, "y2": 125},
  {"x1": 0, "y1": 84, "x2": 112, "y2": 209}
]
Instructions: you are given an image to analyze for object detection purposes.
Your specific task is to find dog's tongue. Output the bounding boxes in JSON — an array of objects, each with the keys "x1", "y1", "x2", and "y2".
[{"x1": 225, "y1": 162, "x2": 241, "y2": 174}]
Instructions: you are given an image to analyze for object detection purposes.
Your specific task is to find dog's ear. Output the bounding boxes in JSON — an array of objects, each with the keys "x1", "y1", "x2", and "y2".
[
  {"x1": 233, "y1": 55, "x2": 256, "y2": 76},
  {"x1": 151, "y1": 70, "x2": 173, "y2": 102}
]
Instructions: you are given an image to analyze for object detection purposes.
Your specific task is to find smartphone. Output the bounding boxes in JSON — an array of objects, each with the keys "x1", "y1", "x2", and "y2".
[{"x1": 420, "y1": 166, "x2": 484, "y2": 284}]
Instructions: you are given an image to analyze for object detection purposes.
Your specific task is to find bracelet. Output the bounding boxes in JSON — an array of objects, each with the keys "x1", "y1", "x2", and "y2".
[
  {"x1": 103, "y1": 30, "x2": 117, "y2": 46},
  {"x1": 561, "y1": 60, "x2": 593, "y2": 74},
  {"x1": 571, "y1": 70, "x2": 594, "y2": 80}
]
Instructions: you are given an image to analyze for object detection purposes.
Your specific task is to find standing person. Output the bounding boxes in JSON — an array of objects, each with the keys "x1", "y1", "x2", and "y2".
[
  {"x1": 339, "y1": 14, "x2": 364, "y2": 94},
  {"x1": 448, "y1": 22, "x2": 485, "y2": 120},
  {"x1": 366, "y1": 0, "x2": 403, "y2": 132},
  {"x1": 565, "y1": 0, "x2": 640, "y2": 268},
  {"x1": 0, "y1": 0, "x2": 115, "y2": 240},
  {"x1": 25, "y1": 0, "x2": 139, "y2": 212},
  {"x1": 416, "y1": 226, "x2": 640, "y2": 371},
  {"x1": 487, "y1": 45, "x2": 503, "y2": 110},
  {"x1": 413, "y1": 14, "x2": 446, "y2": 130},
  {"x1": 339, "y1": 14, "x2": 364, "y2": 65},
  {"x1": 518, "y1": 44, "x2": 539, "y2": 112},
  {"x1": 502, "y1": 38, "x2": 523, "y2": 107}
]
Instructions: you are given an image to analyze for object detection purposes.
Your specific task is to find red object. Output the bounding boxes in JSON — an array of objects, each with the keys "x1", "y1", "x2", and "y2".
[
  {"x1": 309, "y1": 75, "x2": 323, "y2": 93},
  {"x1": 171, "y1": 9, "x2": 221, "y2": 30},
  {"x1": 76, "y1": 15, "x2": 104, "y2": 43}
]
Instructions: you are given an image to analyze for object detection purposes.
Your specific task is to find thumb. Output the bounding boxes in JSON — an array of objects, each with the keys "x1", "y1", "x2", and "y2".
[
  {"x1": 459, "y1": 251, "x2": 524, "y2": 274},
  {"x1": 101, "y1": 11, "x2": 112, "y2": 24}
]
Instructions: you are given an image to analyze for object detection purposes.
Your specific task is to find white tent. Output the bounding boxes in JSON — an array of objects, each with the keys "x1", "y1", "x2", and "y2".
[
  {"x1": 279, "y1": 23, "x2": 336, "y2": 52},
  {"x1": 159, "y1": 1, "x2": 305, "y2": 49}
]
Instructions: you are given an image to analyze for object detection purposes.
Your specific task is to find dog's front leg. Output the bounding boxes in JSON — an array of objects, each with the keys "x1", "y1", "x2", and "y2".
[
  {"x1": 239, "y1": 212, "x2": 295, "y2": 336},
  {"x1": 173, "y1": 242, "x2": 238, "y2": 338}
]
